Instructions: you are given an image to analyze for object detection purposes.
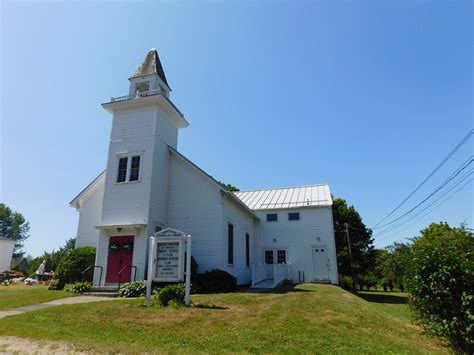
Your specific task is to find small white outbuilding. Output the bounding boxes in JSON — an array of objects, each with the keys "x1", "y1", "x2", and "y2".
[{"x1": 0, "y1": 238, "x2": 16, "y2": 271}]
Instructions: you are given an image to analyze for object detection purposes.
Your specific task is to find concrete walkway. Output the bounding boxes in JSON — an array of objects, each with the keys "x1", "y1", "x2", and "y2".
[{"x1": 0, "y1": 296, "x2": 118, "y2": 319}]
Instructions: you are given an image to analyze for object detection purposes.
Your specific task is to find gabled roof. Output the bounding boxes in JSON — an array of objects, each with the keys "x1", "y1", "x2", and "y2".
[
  {"x1": 130, "y1": 48, "x2": 169, "y2": 87},
  {"x1": 234, "y1": 184, "x2": 332, "y2": 210},
  {"x1": 69, "y1": 171, "x2": 106, "y2": 209}
]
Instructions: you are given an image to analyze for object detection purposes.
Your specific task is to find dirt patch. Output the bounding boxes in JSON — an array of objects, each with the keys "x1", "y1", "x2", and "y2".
[{"x1": 0, "y1": 336, "x2": 82, "y2": 354}]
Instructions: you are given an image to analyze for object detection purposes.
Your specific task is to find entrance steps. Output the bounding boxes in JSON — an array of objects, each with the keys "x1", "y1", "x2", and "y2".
[
  {"x1": 85, "y1": 285, "x2": 119, "y2": 298},
  {"x1": 251, "y1": 279, "x2": 275, "y2": 289}
]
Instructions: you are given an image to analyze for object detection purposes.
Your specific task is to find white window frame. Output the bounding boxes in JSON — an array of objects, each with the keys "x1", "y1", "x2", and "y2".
[
  {"x1": 115, "y1": 151, "x2": 144, "y2": 184},
  {"x1": 264, "y1": 248, "x2": 288, "y2": 265}
]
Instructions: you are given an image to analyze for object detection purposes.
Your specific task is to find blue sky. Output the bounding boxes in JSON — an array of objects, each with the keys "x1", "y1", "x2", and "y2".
[{"x1": 1, "y1": 1, "x2": 472, "y2": 257}]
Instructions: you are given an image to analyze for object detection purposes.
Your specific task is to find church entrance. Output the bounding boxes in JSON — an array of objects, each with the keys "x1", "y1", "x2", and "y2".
[{"x1": 106, "y1": 236, "x2": 134, "y2": 283}]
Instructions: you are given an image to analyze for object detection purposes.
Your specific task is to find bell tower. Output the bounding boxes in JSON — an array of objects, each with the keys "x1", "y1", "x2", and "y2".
[
  {"x1": 96, "y1": 49, "x2": 189, "y2": 285},
  {"x1": 128, "y1": 49, "x2": 171, "y2": 98}
]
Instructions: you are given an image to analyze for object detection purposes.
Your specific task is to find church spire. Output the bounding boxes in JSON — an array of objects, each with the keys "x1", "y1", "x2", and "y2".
[{"x1": 130, "y1": 48, "x2": 169, "y2": 87}]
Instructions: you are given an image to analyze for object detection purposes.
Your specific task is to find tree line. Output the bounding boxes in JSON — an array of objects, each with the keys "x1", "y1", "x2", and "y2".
[{"x1": 333, "y1": 197, "x2": 473, "y2": 352}]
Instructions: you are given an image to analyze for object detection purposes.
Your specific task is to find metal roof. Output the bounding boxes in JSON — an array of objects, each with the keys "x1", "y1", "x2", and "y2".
[
  {"x1": 130, "y1": 48, "x2": 169, "y2": 86},
  {"x1": 234, "y1": 184, "x2": 332, "y2": 210}
]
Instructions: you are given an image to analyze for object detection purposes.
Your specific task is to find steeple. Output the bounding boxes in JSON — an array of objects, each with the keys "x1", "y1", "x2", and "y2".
[
  {"x1": 130, "y1": 48, "x2": 169, "y2": 87},
  {"x1": 128, "y1": 49, "x2": 171, "y2": 97}
]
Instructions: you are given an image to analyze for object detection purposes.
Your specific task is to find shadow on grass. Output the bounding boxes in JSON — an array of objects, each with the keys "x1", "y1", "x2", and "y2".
[
  {"x1": 356, "y1": 292, "x2": 407, "y2": 305},
  {"x1": 246, "y1": 284, "x2": 314, "y2": 294},
  {"x1": 192, "y1": 304, "x2": 228, "y2": 310}
]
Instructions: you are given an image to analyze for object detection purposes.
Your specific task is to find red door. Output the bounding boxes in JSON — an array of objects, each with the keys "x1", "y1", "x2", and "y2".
[{"x1": 106, "y1": 236, "x2": 134, "y2": 283}]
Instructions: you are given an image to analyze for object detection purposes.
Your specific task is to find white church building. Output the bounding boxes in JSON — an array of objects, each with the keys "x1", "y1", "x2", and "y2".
[{"x1": 70, "y1": 49, "x2": 338, "y2": 288}]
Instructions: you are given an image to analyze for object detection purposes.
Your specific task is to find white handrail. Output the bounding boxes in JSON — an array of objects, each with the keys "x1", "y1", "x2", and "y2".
[
  {"x1": 273, "y1": 262, "x2": 291, "y2": 288},
  {"x1": 251, "y1": 263, "x2": 266, "y2": 287},
  {"x1": 110, "y1": 89, "x2": 161, "y2": 103}
]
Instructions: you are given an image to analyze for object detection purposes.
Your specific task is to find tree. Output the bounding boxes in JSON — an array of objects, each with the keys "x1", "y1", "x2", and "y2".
[
  {"x1": 332, "y1": 198, "x2": 376, "y2": 283},
  {"x1": 375, "y1": 242, "x2": 412, "y2": 290},
  {"x1": 55, "y1": 246, "x2": 96, "y2": 287},
  {"x1": 218, "y1": 181, "x2": 240, "y2": 192},
  {"x1": 0, "y1": 203, "x2": 30, "y2": 256},
  {"x1": 29, "y1": 238, "x2": 76, "y2": 276},
  {"x1": 406, "y1": 222, "x2": 473, "y2": 352}
]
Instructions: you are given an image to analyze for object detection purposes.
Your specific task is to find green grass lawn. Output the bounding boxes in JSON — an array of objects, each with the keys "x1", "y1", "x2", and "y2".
[
  {"x1": 0, "y1": 284, "x2": 449, "y2": 353},
  {"x1": 0, "y1": 284, "x2": 72, "y2": 310}
]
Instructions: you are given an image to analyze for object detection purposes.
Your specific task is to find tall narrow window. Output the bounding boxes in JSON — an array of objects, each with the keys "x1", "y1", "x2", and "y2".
[
  {"x1": 245, "y1": 233, "x2": 250, "y2": 267},
  {"x1": 129, "y1": 155, "x2": 141, "y2": 181},
  {"x1": 228, "y1": 224, "x2": 234, "y2": 265},
  {"x1": 265, "y1": 250, "x2": 274, "y2": 264},
  {"x1": 117, "y1": 157, "x2": 128, "y2": 183}
]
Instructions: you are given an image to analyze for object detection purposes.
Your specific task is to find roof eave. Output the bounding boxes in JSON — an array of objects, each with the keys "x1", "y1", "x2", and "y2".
[{"x1": 69, "y1": 171, "x2": 106, "y2": 209}]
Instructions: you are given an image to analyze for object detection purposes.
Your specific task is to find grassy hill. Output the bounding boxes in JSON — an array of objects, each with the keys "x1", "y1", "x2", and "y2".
[{"x1": 0, "y1": 284, "x2": 449, "y2": 353}]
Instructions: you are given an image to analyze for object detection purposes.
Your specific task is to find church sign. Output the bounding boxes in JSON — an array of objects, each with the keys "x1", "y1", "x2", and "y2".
[
  {"x1": 146, "y1": 228, "x2": 192, "y2": 306},
  {"x1": 155, "y1": 240, "x2": 184, "y2": 282}
]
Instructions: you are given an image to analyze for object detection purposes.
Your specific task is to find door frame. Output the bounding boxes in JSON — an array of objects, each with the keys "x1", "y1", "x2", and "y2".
[
  {"x1": 105, "y1": 235, "x2": 135, "y2": 283},
  {"x1": 312, "y1": 245, "x2": 329, "y2": 281}
]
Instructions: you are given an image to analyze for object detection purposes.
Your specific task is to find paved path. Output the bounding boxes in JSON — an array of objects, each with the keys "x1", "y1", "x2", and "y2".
[{"x1": 0, "y1": 296, "x2": 118, "y2": 319}]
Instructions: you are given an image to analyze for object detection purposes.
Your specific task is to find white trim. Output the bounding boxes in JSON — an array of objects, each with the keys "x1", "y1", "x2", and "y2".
[{"x1": 114, "y1": 151, "x2": 144, "y2": 184}]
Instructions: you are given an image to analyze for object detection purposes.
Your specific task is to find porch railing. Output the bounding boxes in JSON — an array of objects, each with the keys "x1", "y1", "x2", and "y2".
[
  {"x1": 273, "y1": 262, "x2": 290, "y2": 288},
  {"x1": 110, "y1": 89, "x2": 161, "y2": 103},
  {"x1": 251, "y1": 263, "x2": 267, "y2": 287},
  {"x1": 117, "y1": 265, "x2": 137, "y2": 290},
  {"x1": 81, "y1": 265, "x2": 103, "y2": 285}
]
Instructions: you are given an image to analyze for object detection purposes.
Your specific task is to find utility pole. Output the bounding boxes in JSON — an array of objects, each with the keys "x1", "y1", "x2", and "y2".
[{"x1": 344, "y1": 223, "x2": 357, "y2": 292}]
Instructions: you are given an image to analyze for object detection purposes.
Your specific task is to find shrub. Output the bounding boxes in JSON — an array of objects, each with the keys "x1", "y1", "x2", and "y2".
[
  {"x1": 55, "y1": 247, "x2": 96, "y2": 286},
  {"x1": 156, "y1": 284, "x2": 185, "y2": 306},
  {"x1": 406, "y1": 222, "x2": 474, "y2": 352},
  {"x1": 48, "y1": 279, "x2": 63, "y2": 290},
  {"x1": 64, "y1": 281, "x2": 91, "y2": 294},
  {"x1": 338, "y1": 274, "x2": 355, "y2": 291},
  {"x1": 118, "y1": 281, "x2": 147, "y2": 298},
  {"x1": 196, "y1": 269, "x2": 236, "y2": 293}
]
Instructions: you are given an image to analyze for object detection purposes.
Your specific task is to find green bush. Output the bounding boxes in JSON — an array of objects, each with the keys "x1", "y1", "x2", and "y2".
[
  {"x1": 196, "y1": 269, "x2": 236, "y2": 293},
  {"x1": 55, "y1": 247, "x2": 96, "y2": 286},
  {"x1": 64, "y1": 281, "x2": 92, "y2": 294},
  {"x1": 156, "y1": 284, "x2": 185, "y2": 306},
  {"x1": 48, "y1": 279, "x2": 63, "y2": 290},
  {"x1": 406, "y1": 223, "x2": 474, "y2": 353},
  {"x1": 118, "y1": 281, "x2": 147, "y2": 298}
]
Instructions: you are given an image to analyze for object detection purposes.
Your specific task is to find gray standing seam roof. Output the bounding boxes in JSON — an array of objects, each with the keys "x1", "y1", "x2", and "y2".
[{"x1": 234, "y1": 184, "x2": 332, "y2": 210}]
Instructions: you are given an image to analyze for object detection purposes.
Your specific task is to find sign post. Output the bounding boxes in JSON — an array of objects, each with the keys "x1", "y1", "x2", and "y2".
[
  {"x1": 145, "y1": 236, "x2": 155, "y2": 306},
  {"x1": 185, "y1": 234, "x2": 192, "y2": 306},
  {"x1": 145, "y1": 228, "x2": 192, "y2": 307}
]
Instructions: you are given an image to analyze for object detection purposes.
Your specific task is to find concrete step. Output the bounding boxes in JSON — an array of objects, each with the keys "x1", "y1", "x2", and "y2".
[
  {"x1": 84, "y1": 291, "x2": 117, "y2": 298},
  {"x1": 251, "y1": 279, "x2": 275, "y2": 289},
  {"x1": 90, "y1": 286, "x2": 119, "y2": 292}
]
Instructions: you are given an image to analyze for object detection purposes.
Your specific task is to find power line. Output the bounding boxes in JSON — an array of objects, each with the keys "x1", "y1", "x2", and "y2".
[
  {"x1": 373, "y1": 156, "x2": 473, "y2": 230},
  {"x1": 346, "y1": 224, "x2": 369, "y2": 232},
  {"x1": 372, "y1": 129, "x2": 474, "y2": 228},
  {"x1": 375, "y1": 177, "x2": 472, "y2": 243},
  {"x1": 375, "y1": 169, "x2": 473, "y2": 237}
]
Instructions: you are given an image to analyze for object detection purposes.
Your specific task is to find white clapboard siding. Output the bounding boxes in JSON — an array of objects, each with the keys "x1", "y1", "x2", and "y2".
[
  {"x1": 167, "y1": 153, "x2": 225, "y2": 275},
  {"x1": 253, "y1": 207, "x2": 338, "y2": 284},
  {"x1": 73, "y1": 173, "x2": 105, "y2": 248},
  {"x1": 222, "y1": 196, "x2": 255, "y2": 284}
]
